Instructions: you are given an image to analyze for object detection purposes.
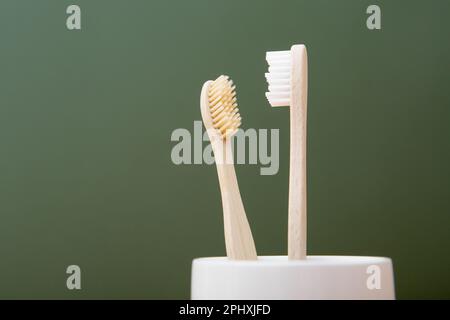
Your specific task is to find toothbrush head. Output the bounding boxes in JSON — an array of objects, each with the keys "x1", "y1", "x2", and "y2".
[
  {"x1": 265, "y1": 44, "x2": 307, "y2": 108},
  {"x1": 200, "y1": 75, "x2": 241, "y2": 140}
]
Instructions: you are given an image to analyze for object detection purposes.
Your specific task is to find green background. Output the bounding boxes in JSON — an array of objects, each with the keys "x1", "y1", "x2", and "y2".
[{"x1": 0, "y1": 0, "x2": 449, "y2": 299}]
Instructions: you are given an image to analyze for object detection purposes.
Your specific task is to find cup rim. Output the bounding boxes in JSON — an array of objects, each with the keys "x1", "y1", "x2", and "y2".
[{"x1": 192, "y1": 255, "x2": 392, "y2": 267}]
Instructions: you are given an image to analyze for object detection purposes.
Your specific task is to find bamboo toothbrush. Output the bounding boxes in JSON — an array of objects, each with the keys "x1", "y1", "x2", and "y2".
[
  {"x1": 265, "y1": 44, "x2": 308, "y2": 260},
  {"x1": 200, "y1": 75, "x2": 257, "y2": 260}
]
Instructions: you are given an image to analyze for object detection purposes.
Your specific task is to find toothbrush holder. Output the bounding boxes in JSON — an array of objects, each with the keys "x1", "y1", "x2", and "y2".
[{"x1": 191, "y1": 255, "x2": 395, "y2": 300}]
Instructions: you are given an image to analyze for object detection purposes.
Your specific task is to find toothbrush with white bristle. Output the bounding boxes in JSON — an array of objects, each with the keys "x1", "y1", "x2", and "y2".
[{"x1": 265, "y1": 45, "x2": 308, "y2": 260}]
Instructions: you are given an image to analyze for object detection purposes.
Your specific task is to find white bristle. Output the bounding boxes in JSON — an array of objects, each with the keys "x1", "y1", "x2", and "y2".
[
  {"x1": 265, "y1": 72, "x2": 289, "y2": 80},
  {"x1": 266, "y1": 50, "x2": 291, "y2": 59},
  {"x1": 267, "y1": 78, "x2": 290, "y2": 86},
  {"x1": 266, "y1": 92, "x2": 290, "y2": 100},
  {"x1": 267, "y1": 100, "x2": 290, "y2": 107},
  {"x1": 266, "y1": 59, "x2": 290, "y2": 67},
  {"x1": 268, "y1": 66, "x2": 290, "y2": 73},
  {"x1": 268, "y1": 85, "x2": 290, "y2": 92},
  {"x1": 265, "y1": 49, "x2": 292, "y2": 107}
]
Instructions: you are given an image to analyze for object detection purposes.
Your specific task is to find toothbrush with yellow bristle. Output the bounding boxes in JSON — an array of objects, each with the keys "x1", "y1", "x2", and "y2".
[
  {"x1": 265, "y1": 44, "x2": 308, "y2": 260},
  {"x1": 200, "y1": 75, "x2": 257, "y2": 260}
]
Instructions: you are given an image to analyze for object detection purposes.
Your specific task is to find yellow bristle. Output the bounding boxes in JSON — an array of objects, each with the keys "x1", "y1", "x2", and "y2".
[{"x1": 208, "y1": 75, "x2": 241, "y2": 139}]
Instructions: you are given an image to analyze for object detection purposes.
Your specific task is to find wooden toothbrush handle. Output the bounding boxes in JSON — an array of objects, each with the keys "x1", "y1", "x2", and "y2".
[
  {"x1": 213, "y1": 139, "x2": 257, "y2": 260},
  {"x1": 289, "y1": 45, "x2": 308, "y2": 260}
]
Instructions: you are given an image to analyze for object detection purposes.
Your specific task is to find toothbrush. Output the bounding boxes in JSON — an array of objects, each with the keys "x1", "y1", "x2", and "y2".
[
  {"x1": 265, "y1": 45, "x2": 308, "y2": 260},
  {"x1": 200, "y1": 75, "x2": 258, "y2": 260}
]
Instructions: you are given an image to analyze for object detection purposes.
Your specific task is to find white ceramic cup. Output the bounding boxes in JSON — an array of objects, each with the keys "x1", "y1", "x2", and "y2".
[{"x1": 191, "y1": 255, "x2": 395, "y2": 300}]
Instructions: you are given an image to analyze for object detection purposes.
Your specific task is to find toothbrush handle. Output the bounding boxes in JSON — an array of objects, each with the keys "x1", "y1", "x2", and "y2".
[
  {"x1": 289, "y1": 45, "x2": 308, "y2": 260},
  {"x1": 213, "y1": 139, "x2": 258, "y2": 260}
]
